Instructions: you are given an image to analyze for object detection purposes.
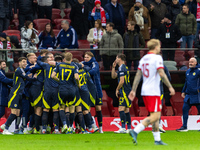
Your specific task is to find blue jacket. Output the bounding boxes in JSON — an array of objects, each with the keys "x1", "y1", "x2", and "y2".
[
  {"x1": 104, "y1": 2, "x2": 126, "y2": 27},
  {"x1": 39, "y1": 31, "x2": 56, "y2": 49},
  {"x1": 56, "y1": 26, "x2": 78, "y2": 49},
  {"x1": 182, "y1": 64, "x2": 200, "y2": 104},
  {"x1": 0, "y1": 70, "x2": 13, "y2": 106},
  {"x1": 88, "y1": 10, "x2": 109, "y2": 23},
  {"x1": 83, "y1": 57, "x2": 103, "y2": 98},
  {"x1": 160, "y1": 65, "x2": 171, "y2": 95}
]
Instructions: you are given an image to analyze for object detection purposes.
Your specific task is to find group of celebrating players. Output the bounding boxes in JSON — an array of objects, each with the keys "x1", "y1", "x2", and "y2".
[
  {"x1": 0, "y1": 50, "x2": 104, "y2": 135},
  {"x1": 0, "y1": 39, "x2": 175, "y2": 145}
]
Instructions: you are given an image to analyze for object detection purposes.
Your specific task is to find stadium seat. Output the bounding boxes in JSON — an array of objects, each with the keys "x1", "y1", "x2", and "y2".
[
  {"x1": 10, "y1": 19, "x2": 19, "y2": 30},
  {"x1": 179, "y1": 61, "x2": 189, "y2": 68},
  {"x1": 189, "y1": 106, "x2": 199, "y2": 115},
  {"x1": 12, "y1": 62, "x2": 19, "y2": 70},
  {"x1": 53, "y1": 29, "x2": 60, "y2": 36},
  {"x1": 78, "y1": 40, "x2": 90, "y2": 50},
  {"x1": 129, "y1": 103, "x2": 136, "y2": 117},
  {"x1": 187, "y1": 50, "x2": 194, "y2": 58},
  {"x1": 63, "y1": 14, "x2": 70, "y2": 19},
  {"x1": 90, "y1": 107, "x2": 96, "y2": 116},
  {"x1": 170, "y1": 92, "x2": 184, "y2": 116},
  {"x1": 34, "y1": 23, "x2": 47, "y2": 31},
  {"x1": 98, "y1": 61, "x2": 104, "y2": 71},
  {"x1": 52, "y1": 14, "x2": 62, "y2": 22},
  {"x1": 54, "y1": 24, "x2": 62, "y2": 30},
  {"x1": 3, "y1": 30, "x2": 20, "y2": 35},
  {"x1": 162, "y1": 99, "x2": 174, "y2": 116},
  {"x1": 54, "y1": 19, "x2": 71, "y2": 26},
  {"x1": 33, "y1": 19, "x2": 51, "y2": 29},
  {"x1": 113, "y1": 107, "x2": 119, "y2": 117},
  {"x1": 64, "y1": 8, "x2": 71, "y2": 15},
  {"x1": 131, "y1": 98, "x2": 140, "y2": 116},
  {"x1": 8, "y1": 33, "x2": 21, "y2": 42},
  {"x1": 73, "y1": 55, "x2": 84, "y2": 62},
  {"x1": 174, "y1": 56, "x2": 185, "y2": 66},
  {"x1": 52, "y1": 8, "x2": 61, "y2": 14},
  {"x1": 35, "y1": 52, "x2": 40, "y2": 57},
  {"x1": 175, "y1": 50, "x2": 185, "y2": 56},
  {"x1": 139, "y1": 107, "x2": 149, "y2": 117},
  {"x1": 69, "y1": 50, "x2": 84, "y2": 56},
  {"x1": 50, "y1": 51, "x2": 62, "y2": 56},
  {"x1": 5, "y1": 107, "x2": 11, "y2": 119},
  {"x1": 102, "y1": 90, "x2": 115, "y2": 117}
]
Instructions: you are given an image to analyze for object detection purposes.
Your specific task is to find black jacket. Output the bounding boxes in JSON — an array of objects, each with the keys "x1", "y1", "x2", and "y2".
[
  {"x1": 70, "y1": 2, "x2": 89, "y2": 35},
  {"x1": 0, "y1": 0, "x2": 12, "y2": 19},
  {"x1": 194, "y1": 36, "x2": 200, "y2": 57},
  {"x1": 189, "y1": 0, "x2": 197, "y2": 18},
  {"x1": 168, "y1": 3, "x2": 182, "y2": 24},
  {"x1": 155, "y1": 22, "x2": 182, "y2": 46},
  {"x1": 13, "y1": 0, "x2": 37, "y2": 15}
]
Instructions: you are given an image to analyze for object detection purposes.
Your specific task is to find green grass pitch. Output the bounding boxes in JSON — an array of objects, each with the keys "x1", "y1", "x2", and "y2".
[{"x1": 0, "y1": 131, "x2": 199, "y2": 150}]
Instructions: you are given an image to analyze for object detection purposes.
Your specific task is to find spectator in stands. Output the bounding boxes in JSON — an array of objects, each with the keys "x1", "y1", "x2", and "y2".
[
  {"x1": 128, "y1": 0, "x2": 151, "y2": 40},
  {"x1": 13, "y1": 0, "x2": 38, "y2": 30},
  {"x1": 38, "y1": 23, "x2": 56, "y2": 50},
  {"x1": 119, "y1": 0, "x2": 135, "y2": 18},
  {"x1": 87, "y1": 19, "x2": 106, "y2": 61},
  {"x1": 176, "y1": 57, "x2": 200, "y2": 132},
  {"x1": 148, "y1": 0, "x2": 168, "y2": 39},
  {"x1": 104, "y1": 0, "x2": 126, "y2": 37},
  {"x1": 123, "y1": 21, "x2": 145, "y2": 70},
  {"x1": 101, "y1": 0, "x2": 110, "y2": 8},
  {"x1": 21, "y1": 21, "x2": 39, "y2": 54},
  {"x1": 53, "y1": 0, "x2": 60, "y2": 8},
  {"x1": 180, "y1": 0, "x2": 186, "y2": 5},
  {"x1": 168, "y1": 0, "x2": 182, "y2": 24},
  {"x1": 190, "y1": 0, "x2": 200, "y2": 36},
  {"x1": 0, "y1": 0, "x2": 12, "y2": 32},
  {"x1": 0, "y1": 33, "x2": 15, "y2": 71},
  {"x1": 156, "y1": 14, "x2": 182, "y2": 61},
  {"x1": 56, "y1": 20, "x2": 78, "y2": 50},
  {"x1": 175, "y1": 4, "x2": 197, "y2": 48},
  {"x1": 38, "y1": 0, "x2": 53, "y2": 20},
  {"x1": 194, "y1": 33, "x2": 200, "y2": 63},
  {"x1": 70, "y1": 0, "x2": 89, "y2": 40},
  {"x1": 0, "y1": 60, "x2": 13, "y2": 119},
  {"x1": 161, "y1": 0, "x2": 172, "y2": 8},
  {"x1": 99, "y1": 22, "x2": 123, "y2": 70},
  {"x1": 143, "y1": 0, "x2": 154, "y2": 8},
  {"x1": 89, "y1": 0, "x2": 109, "y2": 27}
]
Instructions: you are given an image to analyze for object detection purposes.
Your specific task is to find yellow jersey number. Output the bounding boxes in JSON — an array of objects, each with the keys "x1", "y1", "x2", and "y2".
[{"x1": 61, "y1": 69, "x2": 72, "y2": 81}]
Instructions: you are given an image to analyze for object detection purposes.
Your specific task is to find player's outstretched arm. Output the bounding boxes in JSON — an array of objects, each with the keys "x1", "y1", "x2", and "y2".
[
  {"x1": 128, "y1": 69, "x2": 142, "y2": 101},
  {"x1": 158, "y1": 68, "x2": 175, "y2": 95},
  {"x1": 51, "y1": 71, "x2": 59, "y2": 82}
]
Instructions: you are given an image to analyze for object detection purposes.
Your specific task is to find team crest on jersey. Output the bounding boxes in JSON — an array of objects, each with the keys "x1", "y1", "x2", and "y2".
[
  {"x1": 14, "y1": 104, "x2": 17, "y2": 107},
  {"x1": 67, "y1": 34, "x2": 70, "y2": 37},
  {"x1": 193, "y1": 72, "x2": 196, "y2": 76}
]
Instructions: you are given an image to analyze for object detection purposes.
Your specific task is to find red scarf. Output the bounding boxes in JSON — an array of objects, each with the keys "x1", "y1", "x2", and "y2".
[
  {"x1": 197, "y1": 3, "x2": 200, "y2": 21},
  {"x1": 91, "y1": 6, "x2": 106, "y2": 26}
]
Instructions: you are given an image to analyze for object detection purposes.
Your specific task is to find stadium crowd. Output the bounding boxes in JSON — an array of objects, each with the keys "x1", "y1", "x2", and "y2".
[{"x1": 0, "y1": 0, "x2": 200, "y2": 135}]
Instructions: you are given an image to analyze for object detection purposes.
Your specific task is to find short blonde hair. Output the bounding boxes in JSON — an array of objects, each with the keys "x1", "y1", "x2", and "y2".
[
  {"x1": 147, "y1": 39, "x2": 160, "y2": 50},
  {"x1": 26, "y1": 53, "x2": 35, "y2": 58},
  {"x1": 64, "y1": 52, "x2": 73, "y2": 61}
]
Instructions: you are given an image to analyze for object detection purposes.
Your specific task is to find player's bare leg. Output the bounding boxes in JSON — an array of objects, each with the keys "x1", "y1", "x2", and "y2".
[
  {"x1": 1, "y1": 109, "x2": 20, "y2": 135},
  {"x1": 96, "y1": 105, "x2": 103, "y2": 133}
]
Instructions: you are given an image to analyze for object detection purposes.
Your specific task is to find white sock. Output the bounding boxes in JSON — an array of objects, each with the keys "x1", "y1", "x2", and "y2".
[
  {"x1": 55, "y1": 129, "x2": 59, "y2": 132},
  {"x1": 92, "y1": 123, "x2": 96, "y2": 128},
  {"x1": 133, "y1": 123, "x2": 145, "y2": 134},
  {"x1": 153, "y1": 132, "x2": 161, "y2": 141},
  {"x1": 28, "y1": 127, "x2": 33, "y2": 131}
]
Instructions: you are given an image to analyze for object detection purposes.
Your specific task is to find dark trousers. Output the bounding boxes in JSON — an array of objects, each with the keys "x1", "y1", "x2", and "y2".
[
  {"x1": 38, "y1": 5, "x2": 52, "y2": 20},
  {"x1": 126, "y1": 60, "x2": 139, "y2": 70},
  {"x1": 0, "y1": 18, "x2": 10, "y2": 32},
  {"x1": 150, "y1": 28, "x2": 158, "y2": 39},
  {"x1": 53, "y1": 0, "x2": 60, "y2": 9},
  {"x1": 182, "y1": 99, "x2": 200, "y2": 128},
  {"x1": 77, "y1": 34, "x2": 87, "y2": 40},
  {"x1": 90, "y1": 45, "x2": 101, "y2": 61},
  {"x1": 162, "y1": 44, "x2": 176, "y2": 61},
  {"x1": 102, "y1": 55, "x2": 116, "y2": 70},
  {"x1": 18, "y1": 13, "x2": 33, "y2": 30},
  {"x1": 114, "y1": 26, "x2": 124, "y2": 37}
]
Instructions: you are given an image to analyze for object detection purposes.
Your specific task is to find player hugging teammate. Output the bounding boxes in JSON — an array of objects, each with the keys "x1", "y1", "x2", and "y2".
[{"x1": 0, "y1": 50, "x2": 103, "y2": 135}]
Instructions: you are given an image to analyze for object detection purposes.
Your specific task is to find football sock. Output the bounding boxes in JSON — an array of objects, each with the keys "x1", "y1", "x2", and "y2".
[
  {"x1": 22, "y1": 116, "x2": 27, "y2": 128},
  {"x1": 29, "y1": 114, "x2": 35, "y2": 128},
  {"x1": 125, "y1": 112, "x2": 131, "y2": 129},
  {"x1": 84, "y1": 113, "x2": 92, "y2": 129},
  {"x1": 59, "y1": 110, "x2": 67, "y2": 126},
  {"x1": 65, "y1": 112, "x2": 70, "y2": 127},
  {"x1": 69, "y1": 113, "x2": 75, "y2": 127},
  {"x1": 119, "y1": 111, "x2": 126, "y2": 128},
  {"x1": 5, "y1": 114, "x2": 17, "y2": 130},
  {"x1": 134, "y1": 123, "x2": 145, "y2": 134},
  {"x1": 42, "y1": 111, "x2": 49, "y2": 130},
  {"x1": 35, "y1": 114, "x2": 41, "y2": 131},
  {"x1": 53, "y1": 111, "x2": 59, "y2": 130},
  {"x1": 153, "y1": 132, "x2": 161, "y2": 141},
  {"x1": 88, "y1": 112, "x2": 94, "y2": 125},
  {"x1": 96, "y1": 111, "x2": 103, "y2": 127},
  {"x1": 15, "y1": 116, "x2": 21, "y2": 130},
  {"x1": 77, "y1": 112, "x2": 85, "y2": 130},
  {"x1": 75, "y1": 113, "x2": 79, "y2": 127}
]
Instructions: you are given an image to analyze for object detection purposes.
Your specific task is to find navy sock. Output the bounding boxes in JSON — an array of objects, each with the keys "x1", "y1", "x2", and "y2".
[
  {"x1": 75, "y1": 114, "x2": 79, "y2": 127},
  {"x1": 35, "y1": 114, "x2": 41, "y2": 131},
  {"x1": 89, "y1": 112, "x2": 94, "y2": 124},
  {"x1": 125, "y1": 112, "x2": 131, "y2": 129},
  {"x1": 5, "y1": 114, "x2": 17, "y2": 130},
  {"x1": 53, "y1": 111, "x2": 59, "y2": 130},
  {"x1": 59, "y1": 110, "x2": 67, "y2": 126},
  {"x1": 96, "y1": 111, "x2": 103, "y2": 127},
  {"x1": 77, "y1": 112, "x2": 85, "y2": 130},
  {"x1": 29, "y1": 114, "x2": 35, "y2": 128},
  {"x1": 42, "y1": 111, "x2": 49, "y2": 130},
  {"x1": 65, "y1": 112, "x2": 70, "y2": 127},
  {"x1": 69, "y1": 113, "x2": 75, "y2": 127},
  {"x1": 84, "y1": 113, "x2": 92, "y2": 129},
  {"x1": 22, "y1": 117, "x2": 27, "y2": 128},
  {"x1": 119, "y1": 111, "x2": 126, "y2": 128}
]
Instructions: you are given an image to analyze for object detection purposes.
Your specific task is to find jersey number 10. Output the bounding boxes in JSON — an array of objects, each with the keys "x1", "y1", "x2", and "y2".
[{"x1": 142, "y1": 63, "x2": 149, "y2": 78}]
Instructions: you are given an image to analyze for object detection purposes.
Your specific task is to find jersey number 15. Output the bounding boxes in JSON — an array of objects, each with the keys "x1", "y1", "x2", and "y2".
[{"x1": 142, "y1": 63, "x2": 149, "y2": 78}]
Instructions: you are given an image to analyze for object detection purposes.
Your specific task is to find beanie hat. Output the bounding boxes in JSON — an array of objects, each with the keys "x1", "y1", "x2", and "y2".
[
  {"x1": 135, "y1": 0, "x2": 142, "y2": 4},
  {"x1": 95, "y1": 0, "x2": 101, "y2": 6},
  {"x1": 164, "y1": 13, "x2": 172, "y2": 21},
  {"x1": 0, "y1": 33, "x2": 6, "y2": 39}
]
